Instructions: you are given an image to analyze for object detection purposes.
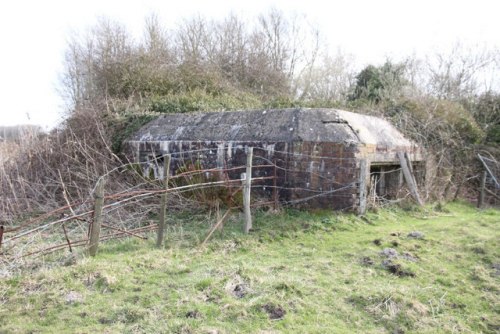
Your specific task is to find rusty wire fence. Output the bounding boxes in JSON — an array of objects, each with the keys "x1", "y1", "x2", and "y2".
[
  {"x1": 0, "y1": 146, "x2": 411, "y2": 272},
  {"x1": 477, "y1": 153, "x2": 500, "y2": 207}
]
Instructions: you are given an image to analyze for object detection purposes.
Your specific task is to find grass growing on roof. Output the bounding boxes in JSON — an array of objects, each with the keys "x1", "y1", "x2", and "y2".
[{"x1": 1, "y1": 202, "x2": 499, "y2": 333}]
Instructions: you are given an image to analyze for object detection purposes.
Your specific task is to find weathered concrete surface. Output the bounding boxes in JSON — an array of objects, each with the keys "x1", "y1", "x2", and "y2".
[
  {"x1": 129, "y1": 108, "x2": 417, "y2": 149},
  {"x1": 125, "y1": 108, "x2": 425, "y2": 210},
  {"x1": 130, "y1": 109, "x2": 300, "y2": 142}
]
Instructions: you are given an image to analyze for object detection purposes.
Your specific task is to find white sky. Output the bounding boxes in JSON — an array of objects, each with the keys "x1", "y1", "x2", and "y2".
[{"x1": 0, "y1": 0, "x2": 498, "y2": 129}]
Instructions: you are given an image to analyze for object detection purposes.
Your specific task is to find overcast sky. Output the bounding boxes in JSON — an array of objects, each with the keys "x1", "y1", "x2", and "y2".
[{"x1": 0, "y1": 0, "x2": 498, "y2": 129}]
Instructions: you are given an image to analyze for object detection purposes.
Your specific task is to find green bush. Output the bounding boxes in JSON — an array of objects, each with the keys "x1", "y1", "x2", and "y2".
[
  {"x1": 108, "y1": 113, "x2": 157, "y2": 153},
  {"x1": 148, "y1": 89, "x2": 264, "y2": 114}
]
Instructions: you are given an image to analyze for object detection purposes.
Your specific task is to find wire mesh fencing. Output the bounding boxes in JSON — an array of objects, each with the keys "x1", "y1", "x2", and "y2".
[{"x1": 0, "y1": 146, "x2": 416, "y2": 269}]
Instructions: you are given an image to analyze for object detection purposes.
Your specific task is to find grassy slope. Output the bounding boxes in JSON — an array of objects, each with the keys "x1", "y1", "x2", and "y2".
[{"x1": 1, "y1": 203, "x2": 499, "y2": 334}]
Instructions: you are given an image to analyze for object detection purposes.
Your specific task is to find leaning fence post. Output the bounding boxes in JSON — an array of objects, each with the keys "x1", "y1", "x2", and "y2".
[
  {"x1": 0, "y1": 225, "x2": 4, "y2": 252},
  {"x1": 478, "y1": 170, "x2": 487, "y2": 208},
  {"x1": 156, "y1": 154, "x2": 171, "y2": 248},
  {"x1": 89, "y1": 177, "x2": 105, "y2": 257},
  {"x1": 358, "y1": 159, "x2": 368, "y2": 215},
  {"x1": 243, "y1": 147, "x2": 253, "y2": 233},
  {"x1": 397, "y1": 152, "x2": 423, "y2": 206},
  {"x1": 273, "y1": 158, "x2": 278, "y2": 210}
]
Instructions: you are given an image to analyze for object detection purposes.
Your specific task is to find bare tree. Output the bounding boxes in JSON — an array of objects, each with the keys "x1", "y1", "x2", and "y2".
[
  {"x1": 143, "y1": 14, "x2": 171, "y2": 60},
  {"x1": 256, "y1": 8, "x2": 290, "y2": 73},
  {"x1": 61, "y1": 17, "x2": 135, "y2": 109},
  {"x1": 296, "y1": 49, "x2": 355, "y2": 102},
  {"x1": 425, "y1": 43, "x2": 497, "y2": 100},
  {"x1": 177, "y1": 15, "x2": 213, "y2": 65},
  {"x1": 211, "y1": 13, "x2": 248, "y2": 84}
]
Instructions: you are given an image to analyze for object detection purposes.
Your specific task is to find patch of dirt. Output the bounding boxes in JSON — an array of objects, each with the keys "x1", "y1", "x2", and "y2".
[
  {"x1": 382, "y1": 260, "x2": 415, "y2": 278},
  {"x1": 391, "y1": 240, "x2": 399, "y2": 247},
  {"x1": 471, "y1": 247, "x2": 486, "y2": 254},
  {"x1": 262, "y1": 303, "x2": 286, "y2": 320},
  {"x1": 225, "y1": 274, "x2": 250, "y2": 299},
  {"x1": 232, "y1": 284, "x2": 248, "y2": 299},
  {"x1": 373, "y1": 239, "x2": 382, "y2": 246},
  {"x1": 185, "y1": 310, "x2": 201, "y2": 319},
  {"x1": 98, "y1": 317, "x2": 113, "y2": 324},
  {"x1": 360, "y1": 256, "x2": 375, "y2": 266}
]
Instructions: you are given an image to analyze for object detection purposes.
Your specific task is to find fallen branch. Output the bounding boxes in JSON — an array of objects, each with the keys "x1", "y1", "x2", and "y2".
[
  {"x1": 101, "y1": 223, "x2": 148, "y2": 240},
  {"x1": 485, "y1": 188, "x2": 500, "y2": 200},
  {"x1": 201, "y1": 209, "x2": 233, "y2": 246}
]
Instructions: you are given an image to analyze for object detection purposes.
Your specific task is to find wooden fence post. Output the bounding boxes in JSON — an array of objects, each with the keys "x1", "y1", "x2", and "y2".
[
  {"x1": 478, "y1": 170, "x2": 487, "y2": 208},
  {"x1": 397, "y1": 152, "x2": 424, "y2": 206},
  {"x1": 89, "y1": 177, "x2": 105, "y2": 257},
  {"x1": 0, "y1": 225, "x2": 4, "y2": 252},
  {"x1": 156, "y1": 154, "x2": 171, "y2": 248},
  {"x1": 273, "y1": 158, "x2": 278, "y2": 210},
  {"x1": 243, "y1": 147, "x2": 253, "y2": 233},
  {"x1": 358, "y1": 159, "x2": 368, "y2": 215}
]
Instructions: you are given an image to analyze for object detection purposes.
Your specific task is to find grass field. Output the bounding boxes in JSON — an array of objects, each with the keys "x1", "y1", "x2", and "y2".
[{"x1": 1, "y1": 202, "x2": 499, "y2": 333}]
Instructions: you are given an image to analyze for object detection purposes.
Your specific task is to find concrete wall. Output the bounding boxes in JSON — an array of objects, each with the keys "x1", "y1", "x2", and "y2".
[
  {"x1": 286, "y1": 141, "x2": 359, "y2": 210},
  {"x1": 125, "y1": 139, "x2": 362, "y2": 210}
]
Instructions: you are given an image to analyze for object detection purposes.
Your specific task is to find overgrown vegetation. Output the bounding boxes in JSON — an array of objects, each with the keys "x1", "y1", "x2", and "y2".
[
  {"x1": 108, "y1": 114, "x2": 157, "y2": 153},
  {"x1": 1, "y1": 203, "x2": 498, "y2": 333},
  {"x1": 1, "y1": 9, "x2": 498, "y2": 334},
  {"x1": 0, "y1": 8, "x2": 499, "y2": 223}
]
